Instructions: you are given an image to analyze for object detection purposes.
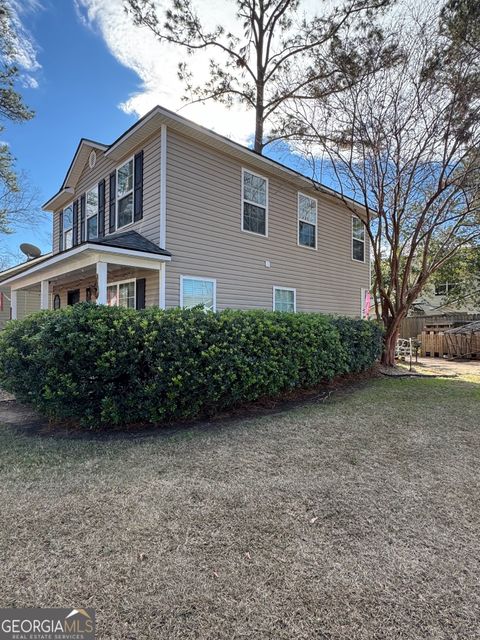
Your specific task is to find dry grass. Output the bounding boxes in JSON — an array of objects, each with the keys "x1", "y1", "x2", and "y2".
[{"x1": 1, "y1": 369, "x2": 480, "y2": 639}]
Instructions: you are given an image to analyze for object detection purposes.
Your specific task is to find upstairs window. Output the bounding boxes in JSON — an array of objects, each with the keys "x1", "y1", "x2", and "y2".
[
  {"x1": 107, "y1": 280, "x2": 136, "y2": 309},
  {"x1": 180, "y1": 276, "x2": 216, "y2": 311},
  {"x1": 63, "y1": 204, "x2": 73, "y2": 250},
  {"x1": 117, "y1": 158, "x2": 134, "y2": 229},
  {"x1": 273, "y1": 287, "x2": 296, "y2": 312},
  {"x1": 352, "y1": 217, "x2": 365, "y2": 262},
  {"x1": 242, "y1": 169, "x2": 267, "y2": 236},
  {"x1": 298, "y1": 193, "x2": 317, "y2": 249},
  {"x1": 86, "y1": 187, "x2": 99, "y2": 239}
]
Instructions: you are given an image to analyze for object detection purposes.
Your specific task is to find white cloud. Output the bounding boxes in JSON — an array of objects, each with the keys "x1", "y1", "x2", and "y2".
[
  {"x1": 73, "y1": 0, "x2": 263, "y2": 145},
  {"x1": 5, "y1": 0, "x2": 42, "y2": 88}
]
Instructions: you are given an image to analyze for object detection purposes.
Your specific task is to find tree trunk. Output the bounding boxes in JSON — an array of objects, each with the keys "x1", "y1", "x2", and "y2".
[
  {"x1": 381, "y1": 312, "x2": 406, "y2": 366},
  {"x1": 254, "y1": 87, "x2": 265, "y2": 153},
  {"x1": 381, "y1": 326, "x2": 399, "y2": 366}
]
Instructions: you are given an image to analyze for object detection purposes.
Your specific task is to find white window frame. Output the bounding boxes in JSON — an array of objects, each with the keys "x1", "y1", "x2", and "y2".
[
  {"x1": 241, "y1": 168, "x2": 269, "y2": 237},
  {"x1": 297, "y1": 192, "x2": 318, "y2": 250},
  {"x1": 106, "y1": 278, "x2": 136, "y2": 308},
  {"x1": 273, "y1": 286, "x2": 297, "y2": 312},
  {"x1": 85, "y1": 185, "x2": 99, "y2": 240},
  {"x1": 116, "y1": 156, "x2": 135, "y2": 231},
  {"x1": 63, "y1": 203, "x2": 74, "y2": 250},
  {"x1": 180, "y1": 275, "x2": 217, "y2": 311},
  {"x1": 352, "y1": 216, "x2": 366, "y2": 263}
]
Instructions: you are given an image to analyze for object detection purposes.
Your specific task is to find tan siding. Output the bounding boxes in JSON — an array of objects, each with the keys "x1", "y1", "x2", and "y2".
[
  {"x1": 51, "y1": 133, "x2": 162, "y2": 255},
  {"x1": 0, "y1": 286, "x2": 40, "y2": 328},
  {"x1": 165, "y1": 130, "x2": 370, "y2": 316},
  {"x1": 53, "y1": 213, "x2": 60, "y2": 253},
  {"x1": 51, "y1": 267, "x2": 159, "y2": 309}
]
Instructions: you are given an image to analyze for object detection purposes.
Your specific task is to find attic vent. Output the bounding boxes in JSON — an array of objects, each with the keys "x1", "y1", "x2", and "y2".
[{"x1": 89, "y1": 150, "x2": 97, "y2": 169}]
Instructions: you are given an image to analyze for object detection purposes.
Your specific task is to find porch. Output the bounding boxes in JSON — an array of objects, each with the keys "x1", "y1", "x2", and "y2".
[{"x1": 0, "y1": 232, "x2": 171, "y2": 318}]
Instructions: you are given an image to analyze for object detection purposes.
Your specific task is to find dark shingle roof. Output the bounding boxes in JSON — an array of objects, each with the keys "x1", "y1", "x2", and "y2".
[{"x1": 89, "y1": 231, "x2": 171, "y2": 256}]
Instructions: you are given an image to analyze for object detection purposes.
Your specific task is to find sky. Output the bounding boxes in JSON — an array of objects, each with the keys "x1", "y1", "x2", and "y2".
[{"x1": 2, "y1": 0, "x2": 320, "y2": 260}]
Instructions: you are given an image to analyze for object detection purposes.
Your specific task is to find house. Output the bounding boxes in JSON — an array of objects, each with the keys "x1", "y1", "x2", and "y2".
[
  {"x1": 0, "y1": 105, "x2": 370, "y2": 319},
  {"x1": 411, "y1": 282, "x2": 480, "y2": 316}
]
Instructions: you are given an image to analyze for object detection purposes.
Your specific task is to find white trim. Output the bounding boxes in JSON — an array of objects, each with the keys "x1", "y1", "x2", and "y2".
[
  {"x1": 297, "y1": 192, "x2": 318, "y2": 250},
  {"x1": 180, "y1": 275, "x2": 217, "y2": 311},
  {"x1": 241, "y1": 167, "x2": 268, "y2": 237},
  {"x1": 0, "y1": 253, "x2": 52, "y2": 281},
  {"x1": 159, "y1": 262, "x2": 166, "y2": 309},
  {"x1": 10, "y1": 289, "x2": 17, "y2": 320},
  {"x1": 352, "y1": 215, "x2": 366, "y2": 263},
  {"x1": 1, "y1": 243, "x2": 170, "y2": 287},
  {"x1": 63, "y1": 202, "x2": 74, "y2": 250},
  {"x1": 96, "y1": 261, "x2": 108, "y2": 305},
  {"x1": 273, "y1": 286, "x2": 296, "y2": 312},
  {"x1": 85, "y1": 185, "x2": 99, "y2": 241},
  {"x1": 160, "y1": 124, "x2": 167, "y2": 249},
  {"x1": 42, "y1": 187, "x2": 74, "y2": 212},
  {"x1": 106, "y1": 278, "x2": 136, "y2": 309},
  {"x1": 40, "y1": 280, "x2": 49, "y2": 310},
  {"x1": 116, "y1": 155, "x2": 135, "y2": 230}
]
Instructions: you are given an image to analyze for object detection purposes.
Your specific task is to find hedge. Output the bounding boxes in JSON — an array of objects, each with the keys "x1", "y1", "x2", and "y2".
[{"x1": 0, "y1": 304, "x2": 383, "y2": 427}]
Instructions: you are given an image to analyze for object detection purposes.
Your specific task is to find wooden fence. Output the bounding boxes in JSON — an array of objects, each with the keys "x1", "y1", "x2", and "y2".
[{"x1": 399, "y1": 313, "x2": 480, "y2": 339}]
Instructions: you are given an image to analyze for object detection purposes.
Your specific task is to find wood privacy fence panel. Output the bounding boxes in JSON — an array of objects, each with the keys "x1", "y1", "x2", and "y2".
[
  {"x1": 400, "y1": 314, "x2": 480, "y2": 339},
  {"x1": 444, "y1": 331, "x2": 480, "y2": 359},
  {"x1": 421, "y1": 330, "x2": 449, "y2": 358}
]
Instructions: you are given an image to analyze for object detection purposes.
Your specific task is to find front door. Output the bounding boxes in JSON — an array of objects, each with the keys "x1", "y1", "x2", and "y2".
[{"x1": 67, "y1": 289, "x2": 80, "y2": 306}]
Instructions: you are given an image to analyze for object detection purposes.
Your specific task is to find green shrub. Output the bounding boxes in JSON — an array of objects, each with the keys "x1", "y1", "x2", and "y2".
[{"x1": 0, "y1": 304, "x2": 382, "y2": 427}]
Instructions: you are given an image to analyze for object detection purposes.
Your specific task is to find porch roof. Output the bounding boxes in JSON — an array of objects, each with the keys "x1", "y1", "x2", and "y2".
[
  {"x1": 0, "y1": 234, "x2": 171, "y2": 290},
  {"x1": 88, "y1": 230, "x2": 171, "y2": 256}
]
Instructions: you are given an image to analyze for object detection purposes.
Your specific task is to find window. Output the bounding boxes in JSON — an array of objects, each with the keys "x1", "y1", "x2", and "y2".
[
  {"x1": 298, "y1": 193, "x2": 317, "y2": 249},
  {"x1": 180, "y1": 276, "x2": 216, "y2": 311},
  {"x1": 352, "y1": 217, "x2": 365, "y2": 262},
  {"x1": 107, "y1": 280, "x2": 136, "y2": 309},
  {"x1": 435, "y1": 282, "x2": 457, "y2": 296},
  {"x1": 86, "y1": 187, "x2": 99, "y2": 240},
  {"x1": 63, "y1": 204, "x2": 73, "y2": 249},
  {"x1": 117, "y1": 158, "x2": 134, "y2": 229},
  {"x1": 273, "y1": 287, "x2": 296, "y2": 312},
  {"x1": 242, "y1": 169, "x2": 267, "y2": 236}
]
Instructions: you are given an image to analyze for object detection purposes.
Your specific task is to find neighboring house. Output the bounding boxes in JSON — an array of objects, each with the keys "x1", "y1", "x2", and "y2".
[
  {"x1": 412, "y1": 282, "x2": 480, "y2": 316},
  {"x1": 0, "y1": 105, "x2": 370, "y2": 319}
]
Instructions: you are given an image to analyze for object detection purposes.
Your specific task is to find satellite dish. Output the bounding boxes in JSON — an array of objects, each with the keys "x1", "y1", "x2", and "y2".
[{"x1": 20, "y1": 243, "x2": 42, "y2": 260}]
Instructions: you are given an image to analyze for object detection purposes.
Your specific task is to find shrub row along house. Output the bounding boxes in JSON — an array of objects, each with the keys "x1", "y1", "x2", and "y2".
[{"x1": 0, "y1": 105, "x2": 370, "y2": 320}]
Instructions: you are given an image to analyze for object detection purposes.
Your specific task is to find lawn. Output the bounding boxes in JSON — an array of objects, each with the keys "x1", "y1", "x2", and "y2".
[{"x1": 1, "y1": 370, "x2": 479, "y2": 639}]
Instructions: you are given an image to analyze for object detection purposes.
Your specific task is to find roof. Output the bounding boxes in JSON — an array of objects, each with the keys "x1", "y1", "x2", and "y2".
[
  {"x1": 43, "y1": 104, "x2": 367, "y2": 214},
  {"x1": 87, "y1": 231, "x2": 171, "y2": 256},
  {"x1": 0, "y1": 253, "x2": 53, "y2": 282},
  {"x1": 445, "y1": 321, "x2": 480, "y2": 334}
]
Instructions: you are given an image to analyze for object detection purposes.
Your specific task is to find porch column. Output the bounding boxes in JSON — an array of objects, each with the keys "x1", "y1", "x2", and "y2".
[
  {"x1": 40, "y1": 280, "x2": 49, "y2": 310},
  {"x1": 10, "y1": 289, "x2": 17, "y2": 320},
  {"x1": 159, "y1": 262, "x2": 166, "y2": 309},
  {"x1": 96, "y1": 261, "x2": 108, "y2": 305}
]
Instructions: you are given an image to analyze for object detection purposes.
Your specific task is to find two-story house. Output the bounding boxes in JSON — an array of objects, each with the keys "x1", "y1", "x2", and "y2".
[{"x1": 0, "y1": 105, "x2": 370, "y2": 320}]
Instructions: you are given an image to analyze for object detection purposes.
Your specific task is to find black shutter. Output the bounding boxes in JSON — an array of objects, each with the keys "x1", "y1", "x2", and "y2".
[
  {"x1": 80, "y1": 194, "x2": 86, "y2": 242},
  {"x1": 58, "y1": 210, "x2": 63, "y2": 252},
  {"x1": 109, "y1": 171, "x2": 116, "y2": 233},
  {"x1": 136, "y1": 278, "x2": 146, "y2": 310},
  {"x1": 134, "y1": 150, "x2": 144, "y2": 222},
  {"x1": 98, "y1": 179, "x2": 105, "y2": 238},
  {"x1": 72, "y1": 200, "x2": 79, "y2": 247}
]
